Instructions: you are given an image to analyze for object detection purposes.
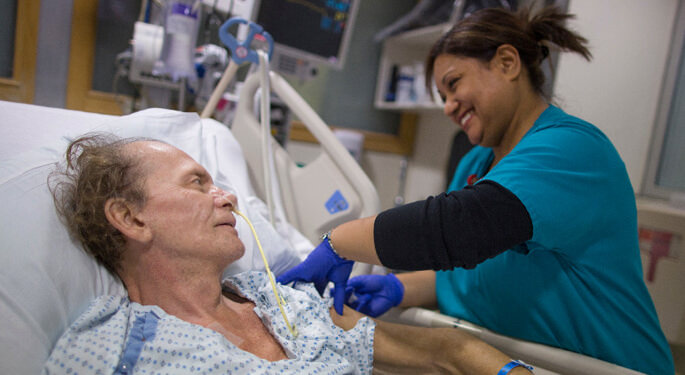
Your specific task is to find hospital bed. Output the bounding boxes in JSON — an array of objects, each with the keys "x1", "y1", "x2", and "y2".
[{"x1": 0, "y1": 72, "x2": 645, "y2": 374}]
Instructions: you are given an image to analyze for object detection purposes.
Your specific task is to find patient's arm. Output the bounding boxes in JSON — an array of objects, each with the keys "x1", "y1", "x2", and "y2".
[{"x1": 331, "y1": 306, "x2": 531, "y2": 375}]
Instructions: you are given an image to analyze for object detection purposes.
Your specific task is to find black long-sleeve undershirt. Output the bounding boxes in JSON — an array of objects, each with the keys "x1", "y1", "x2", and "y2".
[{"x1": 373, "y1": 180, "x2": 533, "y2": 271}]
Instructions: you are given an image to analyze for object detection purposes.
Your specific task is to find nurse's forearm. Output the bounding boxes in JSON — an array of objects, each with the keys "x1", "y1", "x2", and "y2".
[
  {"x1": 397, "y1": 270, "x2": 437, "y2": 309},
  {"x1": 329, "y1": 216, "x2": 382, "y2": 265}
]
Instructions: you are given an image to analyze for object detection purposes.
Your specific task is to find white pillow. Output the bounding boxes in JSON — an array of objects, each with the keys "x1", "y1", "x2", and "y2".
[
  {"x1": 0, "y1": 162, "x2": 126, "y2": 375},
  {"x1": 0, "y1": 103, "x2": 310, "y2": 374}
]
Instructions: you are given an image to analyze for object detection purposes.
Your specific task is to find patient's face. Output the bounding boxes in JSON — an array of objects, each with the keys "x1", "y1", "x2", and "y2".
[{"x1": 131, "y1": 141, "x2": 244, "y2": 267}]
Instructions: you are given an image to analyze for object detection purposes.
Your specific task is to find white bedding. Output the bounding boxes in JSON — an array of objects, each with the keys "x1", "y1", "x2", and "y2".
[{"x1": 0, "y1": 101, "x2": 312, "y2": 374}]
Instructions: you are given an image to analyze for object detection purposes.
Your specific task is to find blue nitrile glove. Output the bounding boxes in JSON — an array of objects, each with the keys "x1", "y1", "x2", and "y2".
[
  {"x1": 276, "y1": 239, "x2": 354, "y2": 315},
  {"x1": 339, "y1": 273, "x2": 404, "y2": 318}
]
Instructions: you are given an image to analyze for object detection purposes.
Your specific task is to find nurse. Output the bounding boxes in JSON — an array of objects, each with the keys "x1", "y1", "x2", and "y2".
[{"x1": 278, "y1": 6, "x2": 674, "y2": 375}]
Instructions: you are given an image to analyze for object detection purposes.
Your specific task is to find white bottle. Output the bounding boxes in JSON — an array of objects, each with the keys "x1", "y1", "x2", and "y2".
[
  {"x1": 157, "y1": 1, "x2": 199, "y2": 81},
  {"x1": 396, "y1": 65, "x2": 415, "y2": 104},
  {"x1": 413, "y1": 62, "x2": 427, "y2": 104}
]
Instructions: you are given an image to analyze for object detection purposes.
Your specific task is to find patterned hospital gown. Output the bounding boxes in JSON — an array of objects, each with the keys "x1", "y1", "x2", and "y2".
[{"x1": 43, "y1": 271, "x2": 375, "y2": 374}]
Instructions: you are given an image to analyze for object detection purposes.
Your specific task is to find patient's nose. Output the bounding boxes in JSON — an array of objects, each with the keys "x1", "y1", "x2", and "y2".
[{"x1": 209, "y1": 186, "x2": 237, "y2": 210}]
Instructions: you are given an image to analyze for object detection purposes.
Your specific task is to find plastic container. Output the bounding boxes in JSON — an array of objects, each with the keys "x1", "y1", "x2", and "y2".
[
  {"x1": 395, "y1": 65, "x2": 416, "y2": 104},
  {"x1": 333, "y1": 129, "x2": 365, "y2": 163},
  {"x1": 156, "y1": 1, "x2": 200, "y2": 81}
]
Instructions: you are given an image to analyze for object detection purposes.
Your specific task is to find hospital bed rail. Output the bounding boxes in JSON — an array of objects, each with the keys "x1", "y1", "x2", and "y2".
[
  {"x1": 231, "y1": 72, "x2": 382, "y2": 244},
  {"x1": 383, "y1": 307, "x2": 646, "y2": 375}
]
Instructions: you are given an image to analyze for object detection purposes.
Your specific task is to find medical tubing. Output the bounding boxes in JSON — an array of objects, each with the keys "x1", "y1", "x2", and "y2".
[
  {"x1": 257, "y1": 50, "x2": 276, "y2": 226},
  {"x1": 232, "y1": 208, "x2": 297, "y2": 338},
  {"x1": 200, "y1": 60, "x2": 240, "y2": 118}
]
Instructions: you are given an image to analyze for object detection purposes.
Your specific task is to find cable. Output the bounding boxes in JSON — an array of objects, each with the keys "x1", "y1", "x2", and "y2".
[{"x1": 233, "y1": 208, "x2": 298, "y2": 338}]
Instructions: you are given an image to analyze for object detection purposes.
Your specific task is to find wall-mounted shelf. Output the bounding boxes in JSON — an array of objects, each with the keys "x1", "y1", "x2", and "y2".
[{"x1": 374, "y1": 23, "x2": 451, "y2": 111}]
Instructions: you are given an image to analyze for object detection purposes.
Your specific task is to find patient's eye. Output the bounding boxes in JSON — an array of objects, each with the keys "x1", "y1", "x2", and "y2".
[
  {"x1": 188, "y1": 176, "x2": 204, "y2": 189},
  {"x1": 187, "y1": 169, "x2": 211, "y2": 189}
]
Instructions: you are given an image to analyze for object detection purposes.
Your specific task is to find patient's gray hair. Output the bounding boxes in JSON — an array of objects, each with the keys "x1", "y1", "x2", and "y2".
[{"x1": 49, "y1": 133, "x2": 153, "y2": 276}]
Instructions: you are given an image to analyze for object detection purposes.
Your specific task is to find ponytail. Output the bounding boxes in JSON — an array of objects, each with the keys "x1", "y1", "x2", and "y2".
[
  {"x1": 426, "y1": 6, "x2": 592, "y2": 97},
  {"x1": 526, "y1": 7, "x2": 591, "y2": 60}
]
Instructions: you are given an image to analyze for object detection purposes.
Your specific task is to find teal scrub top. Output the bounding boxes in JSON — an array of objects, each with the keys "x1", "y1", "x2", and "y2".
[{"x1": 438, "y1": 105, "x2": 674, "y2": 374}]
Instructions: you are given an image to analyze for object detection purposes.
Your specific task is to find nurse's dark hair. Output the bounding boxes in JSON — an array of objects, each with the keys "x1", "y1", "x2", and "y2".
[
  {"x1": 425, "y1": 6, "x2": 592, "y2": 97},
  {"x1": 48, "y1": 133, "x2": 155, "y2": 277}
]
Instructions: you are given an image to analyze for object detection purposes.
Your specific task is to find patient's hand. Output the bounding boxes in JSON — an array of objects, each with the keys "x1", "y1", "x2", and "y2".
[{"x1": 329, "y1": 305, "x2": 366, "y2": 331}]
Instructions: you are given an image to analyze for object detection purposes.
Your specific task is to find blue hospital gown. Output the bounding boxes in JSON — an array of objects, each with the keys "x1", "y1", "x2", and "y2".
[{"x1": 43, "y1": 271, "x2": 375, "y2": 374}]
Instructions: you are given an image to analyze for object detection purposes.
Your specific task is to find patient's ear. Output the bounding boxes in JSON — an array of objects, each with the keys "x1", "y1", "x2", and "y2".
[{"x1": 104, "y1": 198, "x2": 151, "y2": 243}]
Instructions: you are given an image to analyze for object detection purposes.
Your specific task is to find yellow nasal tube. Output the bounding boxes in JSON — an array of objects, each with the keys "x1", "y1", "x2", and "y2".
[{"x1": 232, "y1": 208, "x2": 298, "y2": 338}]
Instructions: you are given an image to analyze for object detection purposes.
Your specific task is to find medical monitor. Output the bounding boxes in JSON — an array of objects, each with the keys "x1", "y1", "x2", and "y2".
[{"x1": 254, "y1": 0, "x2": 359, "y2": 76}]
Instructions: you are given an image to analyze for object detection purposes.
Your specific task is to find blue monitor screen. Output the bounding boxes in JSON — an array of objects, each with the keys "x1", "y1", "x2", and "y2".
[{"x1": 255, "y1": 0, "x2": 357, "y2": 68}]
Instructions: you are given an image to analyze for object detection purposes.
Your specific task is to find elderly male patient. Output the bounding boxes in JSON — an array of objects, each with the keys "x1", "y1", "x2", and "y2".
[{"x1": 45, "y1": 133, "x2": 530, "y2": 374}]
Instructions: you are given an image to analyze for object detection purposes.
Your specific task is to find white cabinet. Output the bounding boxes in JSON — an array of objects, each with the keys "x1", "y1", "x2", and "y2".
[{"x1": 374, "y1": 23, "x2": 451, "y2": 111}]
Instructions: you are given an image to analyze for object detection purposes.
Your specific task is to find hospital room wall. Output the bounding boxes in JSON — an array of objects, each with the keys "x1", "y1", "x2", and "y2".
[
  {"x1": 27, "y1": 0, "x2": 679, "y2": 208},
  {"x1": 288, "y1": 0, "x2": 680, "y2": 211},
  {"x1": 554, "y1": 0, "x2": 679, "y2": 194}
]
